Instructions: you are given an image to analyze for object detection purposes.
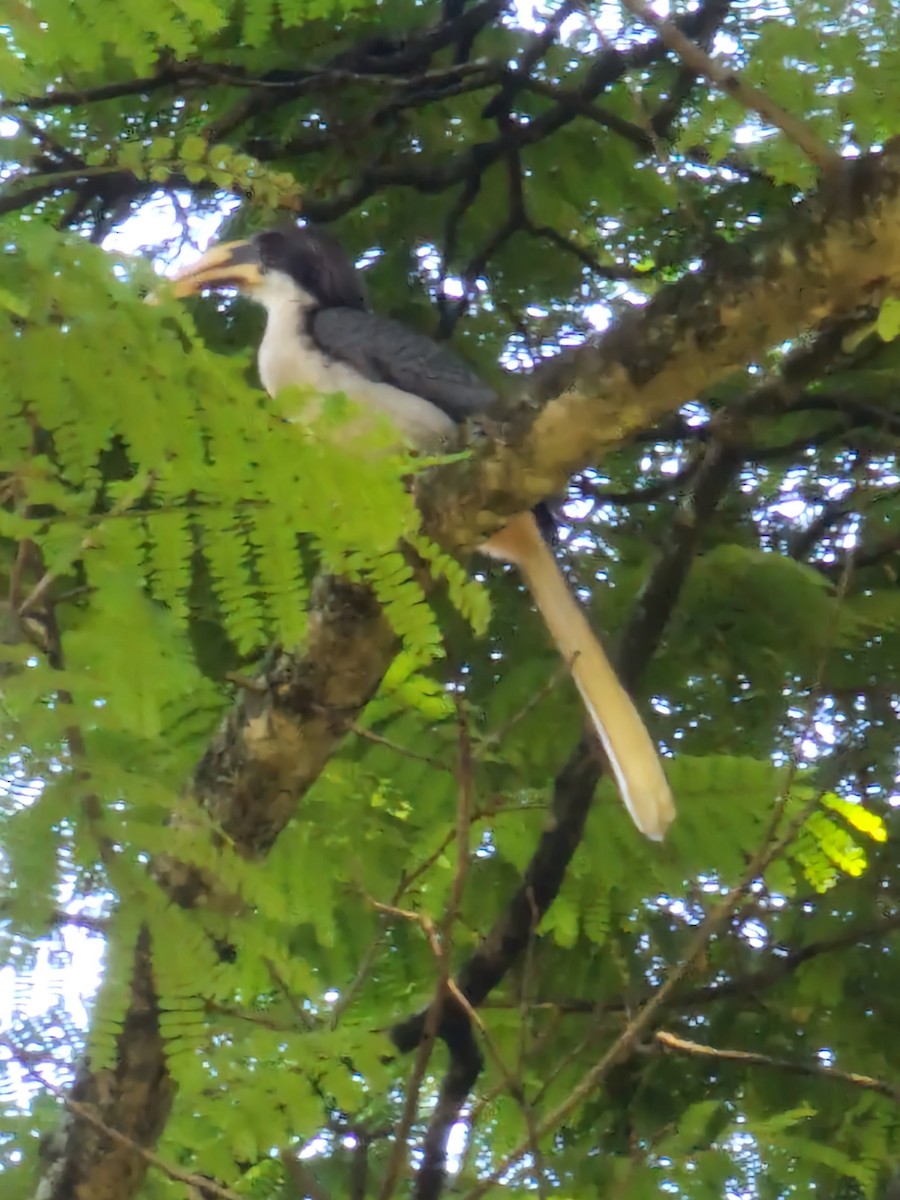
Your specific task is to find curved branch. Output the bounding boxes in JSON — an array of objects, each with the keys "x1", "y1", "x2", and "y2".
[{"x1": 418, "y1": 142, "x2": 900, "y2": 552}]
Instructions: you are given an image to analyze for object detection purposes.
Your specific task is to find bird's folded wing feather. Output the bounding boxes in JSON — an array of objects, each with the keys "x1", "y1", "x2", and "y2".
[{"x1": 310, "y1": 308, "x2": 498, "y2": 423}]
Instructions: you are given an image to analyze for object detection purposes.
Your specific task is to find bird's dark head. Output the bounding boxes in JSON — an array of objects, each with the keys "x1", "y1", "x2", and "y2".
[{"x1": 168, "y1": 223, "x2": 367, "y2": 312}]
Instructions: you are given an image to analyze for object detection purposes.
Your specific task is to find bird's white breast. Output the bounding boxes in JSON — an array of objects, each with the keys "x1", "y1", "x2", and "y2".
[{"x1": 257, "y1": 293, "x2": 456, "y2": 448}]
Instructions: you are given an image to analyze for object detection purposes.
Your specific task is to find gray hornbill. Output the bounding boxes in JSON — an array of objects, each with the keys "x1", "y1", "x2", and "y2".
[{"x1": 167, "y1": 224, "x2": 675, "y2": 840}]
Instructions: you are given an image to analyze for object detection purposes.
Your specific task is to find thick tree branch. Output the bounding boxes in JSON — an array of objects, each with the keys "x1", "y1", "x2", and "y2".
[
  {"x1": 419, "y1": 142, "x2": 900, "y2": 551},
  {"x1": 190, "y1": 575, "x2": 395, "y2": 859},
  {"x1": 32, "y1": 933, "x2": 175, "y2": 1200}
]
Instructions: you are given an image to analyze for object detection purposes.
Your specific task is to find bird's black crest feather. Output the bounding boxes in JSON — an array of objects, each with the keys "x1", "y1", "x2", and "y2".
[{"x1": 255, "y1": 225, "x2": 367, "y2": 311}]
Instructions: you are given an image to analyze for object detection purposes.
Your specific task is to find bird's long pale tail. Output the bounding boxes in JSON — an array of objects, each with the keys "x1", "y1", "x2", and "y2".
[{"x1": 483, "y1": 512, "x2": 675, "y2": 841}]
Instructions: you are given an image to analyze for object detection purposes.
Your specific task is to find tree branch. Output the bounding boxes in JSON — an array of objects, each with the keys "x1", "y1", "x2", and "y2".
[
  {"x1": 480, "y1": 909, "x2": 900, "y2": 1017},
  {"x1": 460, "y1": 778, "x2": 829, "y2": 1199},
  {"x1": 656, "y1": 1030, "x2": 900, "y2": 1104},
  {"x1": 619, "y1": 0, "x2": 842, "y2": 172},
  {"x1": 20, "y1": 932, "x2": 176, "y2": 1199},
  {"x1": 418, "y1": 142, "x2": 900, "y2": 552}
]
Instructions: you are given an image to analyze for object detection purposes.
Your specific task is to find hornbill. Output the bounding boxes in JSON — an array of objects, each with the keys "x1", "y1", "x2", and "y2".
[{"x1": 167, "y1": 224, "x2": 675, "y2": 840}]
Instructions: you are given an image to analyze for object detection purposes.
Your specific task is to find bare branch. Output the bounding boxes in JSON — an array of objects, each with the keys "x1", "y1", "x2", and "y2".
[
  {"x1": 656, "y1": 1030, "x2": 900, "y2": 1104},
  {"x1": 619, "y1": 0, "x2": 841, "y2": 171}
]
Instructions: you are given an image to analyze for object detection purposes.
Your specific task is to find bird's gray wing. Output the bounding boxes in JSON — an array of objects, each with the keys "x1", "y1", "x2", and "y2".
[{"x1": 310, "y1": 307, "x2": 498, "y2": 423}]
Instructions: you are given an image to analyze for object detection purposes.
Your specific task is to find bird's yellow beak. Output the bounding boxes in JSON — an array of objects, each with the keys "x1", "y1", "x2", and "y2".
[{"x1": 167, "y1": 239, "x2": 263, "y2": 298}]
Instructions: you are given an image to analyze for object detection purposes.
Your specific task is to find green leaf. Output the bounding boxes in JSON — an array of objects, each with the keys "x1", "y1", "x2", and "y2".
[
  {"x1": 876, "y1": 296, "x2": 900, "y2": 342},
  {"x1": 180, "y1": 133, "x2": 207, "y2": 163}
]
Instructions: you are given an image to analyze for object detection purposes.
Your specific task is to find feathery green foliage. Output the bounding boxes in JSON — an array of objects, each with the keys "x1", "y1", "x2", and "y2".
[{"x1": 3, "y1": 0, "x2": 900, "y2": 1198}]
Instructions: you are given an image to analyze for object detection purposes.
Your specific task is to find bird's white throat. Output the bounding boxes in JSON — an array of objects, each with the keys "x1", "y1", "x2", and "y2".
[{"x1": 255, "y1": 274, "x2": 457, "y2": 448}]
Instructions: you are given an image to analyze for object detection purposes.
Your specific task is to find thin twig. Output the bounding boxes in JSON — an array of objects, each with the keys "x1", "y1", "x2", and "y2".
[
  {"x1": 408, "y1": 701, "x2": 484, "y2": 1199},
  {"x1": 444, "y1": 696, "x2": 475, "y2": 936},
  {"x1": 620, "y1": 0, "x2": 841, "y2": 172},
  {"x1": 348, "y1": 720, "x2": 453, "y2": 772},
  {"x1": 330, "y1": 924, "x2": 390, "y2": 1030},
  {"x1": 447, "y1": 982, "x2": 550, "y2": 1198},
  {"x1": 459, "y1": 798, "x2": 807, "y2": 1199},
  {"x1": 16, "y1": 470, "x2": 156, "y2": 618},
  {"x1": 206, "y1": 1003, "x2": 301, "y2": 1033},
  {"x1": 475, "y1": 662, "x2": 570, "y2": 757},
  {"x1": 516, "y1": 885, "x2": 541, "y2": 1073},
  {"x1": 349, "y1": 1135, "x2": 370, "y2": 1200},
  {"x1": 655, "y1": 1031, "x2": 900, "y2": 1104},
  {"x1": 377, "y1": 909, "x2": 448, "y2": 1200},
  {"x1": 264, "y1": 959, "x2": 317, "y2": 1031},
  {"x1": 336, "y1": 784, "x2": 493, "y2": 1031},
  {"x1": 343, "y1": 821, "x2": 474, "y2": 1031}
]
